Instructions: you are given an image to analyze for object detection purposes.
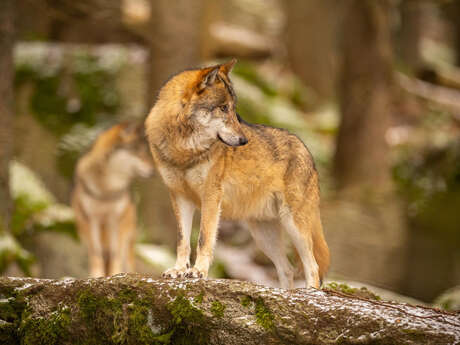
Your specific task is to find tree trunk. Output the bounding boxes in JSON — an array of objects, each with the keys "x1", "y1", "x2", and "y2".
[
  {"x1": 0, "y1": 275, "x2": 458, "y2": 344},
  {"x1": 147, "y1": 0, "x2": 203, "y2": 106},
  {"x1": 284, "y1": 0, "x2": 340, "y2": 108},
  {"x1": 0, "y1": 0, "x2": 15, "y2": 232},
  {"x1": 398, "y1": 0, "x2": 426, "y2": 71},
  {"x1": 444, "y1": 1, "x2": 460, "y2": 67},
  {"x1": 334, "y1": 0, "x2": 393, "y2": 192}
]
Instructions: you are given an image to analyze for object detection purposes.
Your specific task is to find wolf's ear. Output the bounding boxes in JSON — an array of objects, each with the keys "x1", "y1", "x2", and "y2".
[
  {"x1": 220, "y1": 58, "x2": 237, "y2": 75},
  {"x1": 197, "y1": 67, "x2": 219, "y2": 92}
]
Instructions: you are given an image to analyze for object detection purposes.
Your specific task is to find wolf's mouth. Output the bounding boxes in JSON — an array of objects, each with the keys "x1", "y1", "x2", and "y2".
[{"x1": 217, "y1": 133, "x2": 229, "y2": 145}]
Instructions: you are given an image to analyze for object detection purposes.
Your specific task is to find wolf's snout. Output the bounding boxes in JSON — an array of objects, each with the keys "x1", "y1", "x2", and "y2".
[{"x1": 238, "y1": 137, "x2": 248, "y2": 146}]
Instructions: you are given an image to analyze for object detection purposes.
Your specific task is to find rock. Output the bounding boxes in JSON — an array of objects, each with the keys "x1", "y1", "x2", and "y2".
[{"x1": 0, "y1": 274, "x2": 458, "y2": 344}]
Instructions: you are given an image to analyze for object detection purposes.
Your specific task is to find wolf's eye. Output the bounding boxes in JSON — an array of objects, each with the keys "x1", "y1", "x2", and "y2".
[{"x1": 219, "y1": 104, "x2": 229, "y2": 112}]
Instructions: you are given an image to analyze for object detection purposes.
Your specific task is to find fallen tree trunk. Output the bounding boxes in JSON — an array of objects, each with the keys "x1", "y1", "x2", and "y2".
[{"x1": 0, "y1": 274, "x2": 458, "y2": 344}]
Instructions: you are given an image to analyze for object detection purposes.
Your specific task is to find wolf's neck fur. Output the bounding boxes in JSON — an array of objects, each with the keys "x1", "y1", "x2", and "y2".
[
  {"x1": 147, "y1": 83, "x2": 224, "y2": 169},
  {"x1": 150, "y1": 117, "x2": 222, "y2": 169},
  {"x1": 77, "y1": 150, "x2": 131, "y2": 200}
]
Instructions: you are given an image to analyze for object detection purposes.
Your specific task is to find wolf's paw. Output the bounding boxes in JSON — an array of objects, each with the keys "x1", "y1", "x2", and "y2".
[
  {"x1": 184, "y1": 267, "x2": 207, "y2": 279},
  {"x1": 162, "y1": 267, "x2": 188, "y2": 279}
]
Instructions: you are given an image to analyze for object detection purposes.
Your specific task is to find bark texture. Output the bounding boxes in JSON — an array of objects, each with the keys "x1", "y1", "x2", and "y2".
[
  {"x1": 334, "y1": 0, "x2": 393, "y2": 191},
  {"x1": 0, "y1": 0, "x2": 15, "y2": 232},
  {"x1": 0, "y1": 274, "x2": 459, "y2": 344}
]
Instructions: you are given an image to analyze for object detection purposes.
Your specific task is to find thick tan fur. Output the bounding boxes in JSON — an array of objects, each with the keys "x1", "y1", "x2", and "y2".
[
  {"x1": 145, "y1": 60, "x2": 329, "y2": 288},
  {"x1": 71, "y1": 122, "x2": 153, "y2": 277}
]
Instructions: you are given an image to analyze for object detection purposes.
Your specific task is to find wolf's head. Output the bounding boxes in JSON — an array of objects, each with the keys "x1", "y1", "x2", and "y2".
[
  {"x1": 177, "y1": 59, "x2": 248, "y2": 147},
  {"x1": 105, "y1": 122, "x2": 154, "y2": 179}
]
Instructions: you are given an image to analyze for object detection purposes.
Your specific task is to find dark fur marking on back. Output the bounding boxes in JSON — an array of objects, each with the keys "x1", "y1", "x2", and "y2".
[{"x1": 238, "y1": 114, "x2": 317, "y2": 172}]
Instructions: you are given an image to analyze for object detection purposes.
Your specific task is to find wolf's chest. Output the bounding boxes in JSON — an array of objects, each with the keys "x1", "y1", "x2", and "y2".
[
  {"x1": 184, "y1": 160, "x2": 212, "y2": 192},
  {"x1": 156, "y1": 159, "x2": 213, "y2": 197}
]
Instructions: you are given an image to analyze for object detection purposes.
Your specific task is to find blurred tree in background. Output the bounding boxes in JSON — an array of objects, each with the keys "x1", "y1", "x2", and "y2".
[
  {"x1": 399, "y1": 0, "x2": 426, "y2": 72},
  {"x1": 147, "y1": 0, "x2": 203, "y2": 104},
  {"x1": 284, "y1": 0, "x2": 339, "y2": 108},
  {"x1": 334, "y1": 0, "x2": 393, "y2": 193},
  {"x1": 0, "y1": 0, "x2": 15, "y2": 232}
]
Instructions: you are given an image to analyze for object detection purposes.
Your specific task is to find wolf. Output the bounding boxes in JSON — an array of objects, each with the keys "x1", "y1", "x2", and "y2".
[
  {"x1": 72, "y1": 122, "x2": 154, "y2": 277},
  {"x1": 145, "y1": 59, "x2": 329, "y2": 288}
]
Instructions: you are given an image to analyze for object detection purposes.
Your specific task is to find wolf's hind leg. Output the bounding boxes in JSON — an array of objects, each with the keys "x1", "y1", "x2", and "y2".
[
  {"x1": 163, "y1": 194, "x2": 195, "y2": 278},
  {"x1": 280, "y1": 207, "x2": 320, "y2": 289},
  {"x1": 248, "y1": 221, "x2": 294, "y2": 289}
]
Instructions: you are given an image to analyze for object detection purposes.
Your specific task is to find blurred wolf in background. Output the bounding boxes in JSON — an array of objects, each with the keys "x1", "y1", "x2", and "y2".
[
  {"x1": 72, "y1": 122, "x2": 154, "y2": 277},
  {"x1": 145, "y1": 59, "x2": 329, "y2": 289}
]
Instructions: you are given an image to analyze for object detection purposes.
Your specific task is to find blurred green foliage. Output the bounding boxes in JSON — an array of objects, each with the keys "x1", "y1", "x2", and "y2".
[
  {"x1": 0, "y1": 160, "x2": 79, "y2": 275},
  {"x1": 12, "y1": 193, "x2": 77, "y2": 241},
  {"x1": 15, "y1": 54, "x2": 119, "y2": 136},
  {"x1": 0, "y1": 231, "x2": 34, "y2": 276},
  {"x1": 393, "y1": 140, "x2": 460, "y2": 246},
  {"x1": 0, "y1": 193, "x2": 78, "y2": 275},
  {"x1": 233, "y1": 61, "x2": 277, "y2": 97},
  {"x1": 12, "y1": 194, "x2": 48, "y2": 237},
  {"x1": 232, "y1": 60, "x2": 312, "y2": 126},
  {"x1": 15, "y1": 50, "x2": 122, "y2": 178}
]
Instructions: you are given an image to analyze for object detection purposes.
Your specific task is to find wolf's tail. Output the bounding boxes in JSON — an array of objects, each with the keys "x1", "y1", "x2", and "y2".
[
  {"x1": 312, "y1": 220, "x2": 330, "y2": 285},
  {"x1": 292, "y1": 211, "x2": 330, "y2": 286}
]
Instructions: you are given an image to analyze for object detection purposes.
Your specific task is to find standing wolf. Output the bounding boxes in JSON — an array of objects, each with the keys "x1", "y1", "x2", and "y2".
[
  {"x1": 145, "y1": 59, "x2": 329, "y2": 288},
  {"x1": 72, "y1": 122, "x2": 154, "y2": 277}
]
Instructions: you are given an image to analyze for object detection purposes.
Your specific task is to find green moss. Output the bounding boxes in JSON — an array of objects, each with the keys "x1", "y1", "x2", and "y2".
[
  {"x1": 254, "y1": 298, "x2": 274, "y2": 330},
  {"x1": 167, "y1": 295, "x2": 204, "y2": 325},
  {"x1": 326, "y1": 282, "x2": 357, "y2": 294},
  {"x1": 210, "y1": 301, "x2": 225, "y2": 318},
  {"x1": 117, "y1": 287, "x2": 139, "y2": 302},
  {"x1": 0, "y1": 297, "x2": 21, "y2": 323},
  {"x1": 240, "y1": 296, "x2": 251, "y2": 308},
  {"x1": 193, "y1": 292, "x2": 204, "y2": 304},
  {"x1": 165, "y1": 294, "x2": 209, "y2": 345},
  {"x1": 77, "y1": 287, "x2": 176, "y2": 344},
  {"x1": 21, "y1": 306, "x2": 71, "y2": 345},
  {"x1": 0, "y1": 319, "x2": 17, "y2": 345},
  {"x1": 127, "y1": 305, "x2": 172, "y2": 344},
  {"x1": 241, "y1": 296, "x2": 251, "y2": 307},
  {"x1": 325, "y1": 282, "x2": 381, "y2": 301},
  {"x1": 77, "y1": 289, "x2": 113, "y2": 322},
  {"x1": 0, "y1": 295, "x2": 25, "y2": 343},
  {"x1": 77, "y1": 288, "x2": 125, "y2": 343}
]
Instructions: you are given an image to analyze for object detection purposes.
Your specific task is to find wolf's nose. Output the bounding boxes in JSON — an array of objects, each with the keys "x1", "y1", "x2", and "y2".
[{"x1": 239, "y1": 137, "x2": 248, "y2": 146}]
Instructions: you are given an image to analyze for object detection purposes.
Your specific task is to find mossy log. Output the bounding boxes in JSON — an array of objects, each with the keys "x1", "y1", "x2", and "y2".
[{"x1": 0, "y1": 274, "x2": 459, "y2": 344}]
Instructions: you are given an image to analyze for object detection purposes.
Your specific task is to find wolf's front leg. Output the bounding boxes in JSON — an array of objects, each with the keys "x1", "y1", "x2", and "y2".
[
  {"x1": 163, "y1": 193, "x2": 195, "y2": 278},
  {"x1": 88, "y1": 220, "x2": 105, "y2": 277},
  {"x1": 188, "y1": 190, "x2": 222, "y2": 278}
]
